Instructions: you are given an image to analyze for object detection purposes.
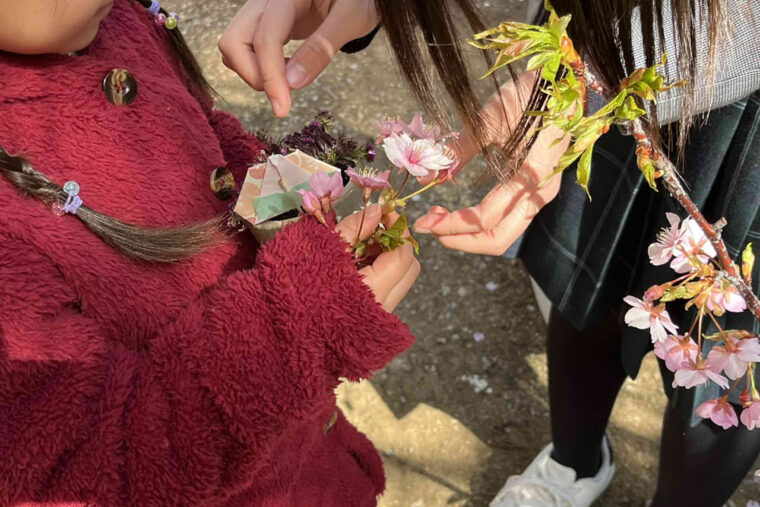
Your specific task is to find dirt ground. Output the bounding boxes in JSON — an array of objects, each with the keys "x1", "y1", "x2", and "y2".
[{"x1": 168, "y1": 0, "x2": 760, "y2": 505}]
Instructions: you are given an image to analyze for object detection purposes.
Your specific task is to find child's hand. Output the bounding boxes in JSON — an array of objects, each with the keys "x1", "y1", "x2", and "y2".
[
  {"x1": 414, "y1": 73, "x2": 570, "y2": 256},
  {"x1": 336, "y1": 205, "x2": 420, "y2": 313}
]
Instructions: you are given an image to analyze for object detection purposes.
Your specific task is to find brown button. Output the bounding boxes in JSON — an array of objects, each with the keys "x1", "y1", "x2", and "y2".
[
  {"x1": 102, "y1": 69, "x2": 138, "y2": 106},
  {"x1": 324, "y1": 411, "x2": 338, "y2": 435},
  {"x1": 210, "y1": 167, "x2": 237, "y2": 201}
]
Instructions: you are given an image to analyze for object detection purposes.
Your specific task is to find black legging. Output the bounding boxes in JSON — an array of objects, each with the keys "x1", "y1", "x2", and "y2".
[{"x1": 547, "y1": 308, "x2": 760, "y2": 506}]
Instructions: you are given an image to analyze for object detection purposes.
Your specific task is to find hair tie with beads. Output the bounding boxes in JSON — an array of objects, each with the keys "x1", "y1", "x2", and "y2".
[
  {"x1": 143, "y1": 0, "x2": 179, "y2": 30},
  {"x1": 52, "y1": 181, "x2": 84, "y2": 216}
]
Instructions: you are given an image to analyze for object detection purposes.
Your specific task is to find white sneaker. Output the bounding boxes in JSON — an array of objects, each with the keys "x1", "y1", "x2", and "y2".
[{"x1": 490, "y1": 437, "x2": 615, "y2": 507}]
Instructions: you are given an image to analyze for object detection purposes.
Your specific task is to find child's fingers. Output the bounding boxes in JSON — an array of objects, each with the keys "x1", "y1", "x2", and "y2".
[
  {"x1": 381, "y1": 257, "x2": 421, "y2": 312},
  {"x1": 252, "y1": 1, "x2": 297, "y2": 117},
  {"x1": 335, "y1": 204, "x2": 382, "y2": 244},
  {"x1": 218, "y1": 2, "x2": 266, "y2": 91},
  {"x1": 359, "y1": 243, "x2": 416, "y2": 304}
]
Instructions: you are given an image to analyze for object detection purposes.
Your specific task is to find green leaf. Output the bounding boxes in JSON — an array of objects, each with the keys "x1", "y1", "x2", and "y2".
[
  {"x1": 615, "y1": 96, "x2": 647, "y2": 121},
  {"x1": 576, "y1": 146, "x2": 593, "y2": 200},
  {"x1": 540, "y1": 53, "x2": 562, "y2": 82},
  {"x1": 378, "y1": 214, "x2": 412, "y2": 252},
  {"x1": 527, "y1": 50, "x2": 559, "y2": 71},
  {"x1": 591, "y1": 90, "x2": 628, "y2": 119},
  {"x1": 540, "y1": 148, "x2": 583, "y2": 187},
  {"x1": 661, "y1": 286, "x2": 690, "y2": 302},
  {"x1": 636, "y1": 149, "x2": 658, "y2": 191}
]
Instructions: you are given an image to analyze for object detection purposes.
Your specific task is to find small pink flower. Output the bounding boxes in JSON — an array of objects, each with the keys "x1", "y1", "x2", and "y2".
[
  {"x1": 707, "y1": 280, "x2": 747, "y2": 314},
  {"x1": 403, "y1": 114, "x2": 442, "y2": 141},
  {"x1": 643, "y1": 284, "x2": 665, "y2": 302},
  {"x1": 670, "y1": 218, "x2": 718, "y2": 273},
  {"x1": 296, "y1": 172, "x2": 344, "y2": 222},
  {"x1": 741, "y1": 401, "x2": 760, "y2": 430},
  {"x1": 297, "y1": 190, "x2": 321, "y2": 215},
  {"x1": 346, "y1": 168, "x2": 392, "y2": 191},
  {"x1": 696, "y1": 398, "x2": 738, "y2": 429},
  {"x1": 308, "y1": 172, "x2": 344, "y2": 201},
  {"x1": 654, "y1": 334, "x2": 698, "y2": 372},
  {"x1": 382, "y1": 133, "x2": 456, "y2": 179},
  {"x1": 708, "y1": 337, "x2": 760, "y2": 380},
  {"x1": 372, "y1": 116, "x2": 406, "y2": 143},
  {"x1": 648, "y1": 213, "x2": 684, "y2": 266},
  {"x1": 673, "y1": 359, "x2": 729, "y2": 389},
  {"x1": 623, "y1": 296, "x2": 679, "y2": 343}
]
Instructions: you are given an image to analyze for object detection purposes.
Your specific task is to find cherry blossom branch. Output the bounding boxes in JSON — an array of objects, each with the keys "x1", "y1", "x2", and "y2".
[{"x1": 574, "y1": 62, "x2": 760, "y2": 323}]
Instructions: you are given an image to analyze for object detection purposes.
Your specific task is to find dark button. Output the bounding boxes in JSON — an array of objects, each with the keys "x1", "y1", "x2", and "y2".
[
  {"x1": 210, "y1": 167, "x2": 237, "y2": 201},
  {"x1": 324, "y1": 411, "x2": 338, "y2": 435},
  {"x1": 102, "y1": 69, "x2": 138, "y2": 106}
]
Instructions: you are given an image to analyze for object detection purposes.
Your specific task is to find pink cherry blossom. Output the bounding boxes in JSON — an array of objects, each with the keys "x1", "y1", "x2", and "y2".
[
  {"x1": 654, "y1": 334, "x2": 698, "y2": 372},
  {"x1": 648, "y1": 213, "x2": 684, "y2": 266},
  {"x1": 707, "y1": 280, "x2": 747, "y2": 314},
  {"x1": 297, "y1": 190, "x2": 321, "y2": 216},
  {"x1": 307, "y1": 172, "x2": 344, "y2": 201},
  {"x1": 382, "y1": 133, "x2": 456, "y2": 178},
  {"x1": 403, "y1": 114, "x2": 442, "y2": 141},
  {"x1": 372, "y1": 116, "x2": 406, "y2": 143},
  {"x1": 741, "y1": 401, "x2": 760, "y2": 430},
  {"x1": 708, "y1": 337, "x2": 760, "y2": 380},
  {"x1": 670, "y1": 217, "x2": 718, "y2": 273},
  {"x1": 696, "y1": 398, "x2": 738, "y2": 429},
  {"x1": 623, "y1": 296, "x2": 679, "y2": 343},
  {"x1": 673, "y1": 359, "x2": 729, "y2": 389},
  {"x1": 296, "y1": 172, "x2": 344, "y2": 222},
  {"x1": 346, "y1": 168, "x2": 392, "y2": 191}
]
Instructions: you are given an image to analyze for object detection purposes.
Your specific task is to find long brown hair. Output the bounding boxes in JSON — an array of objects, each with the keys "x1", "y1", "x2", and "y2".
[
  {"x1": 376, "y1": 0, "x2": 729, "y2": 177},
  {"x1": 0, "y1": 0, "x2": 224, "y2": 262}
]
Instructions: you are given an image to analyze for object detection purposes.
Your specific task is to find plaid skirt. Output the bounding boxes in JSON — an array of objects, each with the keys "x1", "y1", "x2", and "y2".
[{"x1": 518, "y1": 91, "x2": 760, "y2": 423}]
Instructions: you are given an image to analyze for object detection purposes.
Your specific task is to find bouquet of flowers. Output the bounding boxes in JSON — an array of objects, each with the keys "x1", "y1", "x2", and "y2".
[{"x1": 234, "y1": 111, "x2": 458, "y2": 258}]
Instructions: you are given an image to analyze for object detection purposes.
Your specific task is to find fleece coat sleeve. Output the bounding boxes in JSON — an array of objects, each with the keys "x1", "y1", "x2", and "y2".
[{"x1": 0, "y1": 217, "x2": 413, "y2": 505}]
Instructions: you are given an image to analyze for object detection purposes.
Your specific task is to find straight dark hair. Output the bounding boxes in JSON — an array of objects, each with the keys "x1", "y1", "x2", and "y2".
[
  {"x1": 375, "y1": 0, "x2": 729, "y2": 178},
  {"x1": 0, "y1": 0, "x2": 224, "y2": 263}
]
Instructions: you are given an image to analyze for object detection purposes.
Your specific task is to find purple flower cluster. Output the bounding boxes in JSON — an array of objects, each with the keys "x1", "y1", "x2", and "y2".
[{"x1": 259, "y1": 111, "x2": 375, "y2": 183}]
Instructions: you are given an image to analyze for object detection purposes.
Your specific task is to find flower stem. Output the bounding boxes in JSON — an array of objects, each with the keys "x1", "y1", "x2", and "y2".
[
  {"x1": 697, "y1": 307, "x2": 705, "y2": 354},
  {"x1": 706, "y1": 310, "x2": 728, "y2": 344},
  {"x1": 354, "y1": 196, "x2": 370, "y2": 247},
  {"x1": 396, "y1": 172, "x2": 411, "y2": 197},
  {"x1": 723, "y1": 378, "x2": 742, "y2": 399},
  {"x1": 398, "y1": 180, "x2": 440, "y2": 205}
]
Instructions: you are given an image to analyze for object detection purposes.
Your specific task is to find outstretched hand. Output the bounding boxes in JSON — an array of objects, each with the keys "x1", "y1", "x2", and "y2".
[
  {"x1": 414, "y1": 73, "x2": 570, "y2": 256},
  {"x1": 219, "y1": 0, "x2": 379, "y2": 118}
]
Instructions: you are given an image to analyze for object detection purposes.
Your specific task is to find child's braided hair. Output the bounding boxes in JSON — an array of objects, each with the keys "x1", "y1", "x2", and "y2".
[{"x1": 0, "y1": 148, "x2": 226, "y2": 262}]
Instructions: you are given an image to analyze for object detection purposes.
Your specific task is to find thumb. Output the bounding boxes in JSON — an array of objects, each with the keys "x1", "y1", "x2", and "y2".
[
  {"x1": 284, "y1": 6, "x2": 362, "y2": 90},
  {"x1": 335, "y1": 204, "x2": 382, "y2": 244}
]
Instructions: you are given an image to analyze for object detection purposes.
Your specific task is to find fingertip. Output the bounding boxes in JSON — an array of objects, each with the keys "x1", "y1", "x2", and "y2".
[{"x1": 270, "y1": 90, "x2": 292, "y2": 118}]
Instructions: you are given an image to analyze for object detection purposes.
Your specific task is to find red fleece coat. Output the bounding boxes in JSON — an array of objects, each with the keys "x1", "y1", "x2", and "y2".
[{"x1": 0, "y1": 1, "x2": 414, "y2": 505}]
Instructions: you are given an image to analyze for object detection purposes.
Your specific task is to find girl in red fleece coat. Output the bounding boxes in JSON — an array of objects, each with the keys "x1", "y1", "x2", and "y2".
[{"x1": 0, "y1": 0, "x2": 418, "y2": 505}]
